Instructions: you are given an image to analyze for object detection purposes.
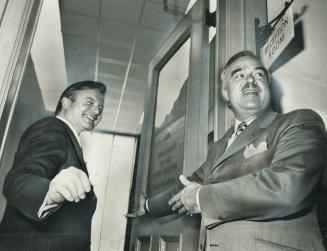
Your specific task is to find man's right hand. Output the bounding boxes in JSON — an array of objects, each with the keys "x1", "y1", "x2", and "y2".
[{"x1": 47, "y1": 167, "x2": 91, "y2": 204}]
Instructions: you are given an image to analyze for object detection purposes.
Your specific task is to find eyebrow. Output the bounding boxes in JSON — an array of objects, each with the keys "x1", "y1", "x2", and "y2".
[
  {"x1": 230, "y1": 68, "x2": 242, "y2": 77},
  {"x1": 85, "y1": 97, "x2": 95, "y2": 101},
  {"x1": 254, "y1": 66, "x2": 266, "y2": 72}
]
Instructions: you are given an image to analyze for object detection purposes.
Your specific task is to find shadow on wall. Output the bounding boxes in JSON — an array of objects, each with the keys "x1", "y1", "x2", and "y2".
[{"x1": 270, "y1": 78, "x2": 283, "y2": 114}]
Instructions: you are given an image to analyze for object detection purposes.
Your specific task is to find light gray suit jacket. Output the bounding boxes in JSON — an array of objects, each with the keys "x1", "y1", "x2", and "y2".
[{"x1": 148, "y1": 109, "x2": 327, "y2": 251}]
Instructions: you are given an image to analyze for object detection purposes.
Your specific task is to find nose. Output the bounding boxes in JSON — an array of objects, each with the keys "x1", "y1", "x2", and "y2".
[
  {"x1": 246, "y1": 74, "x2": 255, "y2": 84},
  {"x1": 92, "y1": 106, "x2": 101, "y2": 115},
  {"x1": 246, "y1": 74, "x2": 257, "y2": 88}
]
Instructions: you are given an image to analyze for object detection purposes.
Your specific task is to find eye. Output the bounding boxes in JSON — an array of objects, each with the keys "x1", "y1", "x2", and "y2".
[
  {"x1": 233, "y1": 73, "x2": 244, "y2": 80},
  {"x1": 85, "y1": 100, "x2": 94, "y2": 105},
  {"x1": 254, "y1": 71, "x2": 265, "y2": 79}
]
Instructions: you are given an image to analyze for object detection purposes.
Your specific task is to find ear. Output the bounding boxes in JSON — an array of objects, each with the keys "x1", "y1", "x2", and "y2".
[
  {"x1": 221, "y1": 72, "x2": 230, "y2": 102},
  {"x1": 61, "y1": 97, "x2": 72, "y2": 110},
  {"x1": 222, "y1": 86, "x2": 229, "y2": 102}
]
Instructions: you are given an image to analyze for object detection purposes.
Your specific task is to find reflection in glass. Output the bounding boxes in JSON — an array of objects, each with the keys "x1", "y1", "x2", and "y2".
[
  {"x1": 159, "y1": 236, "x2": 180, "y2": 251},
  {"x1": 147, "y1": 38, "x2": 190, "y2": 196}
]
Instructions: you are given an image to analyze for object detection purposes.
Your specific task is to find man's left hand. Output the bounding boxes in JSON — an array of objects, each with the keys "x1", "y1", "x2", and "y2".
[
  {"x1": 169, "y1": 175, "x2": 202, "y2": 215},
  {"x1": 125, "y1": 191, "x2": 147, "y2": 218}
]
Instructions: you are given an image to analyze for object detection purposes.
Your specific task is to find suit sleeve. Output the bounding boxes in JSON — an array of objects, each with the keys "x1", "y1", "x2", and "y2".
[
  {"x1": 3, "y1": 120, "x2": 68, "y2": 221},
  {"x1": 199, "y1": 111, "x2": 327, "y2": 227}
]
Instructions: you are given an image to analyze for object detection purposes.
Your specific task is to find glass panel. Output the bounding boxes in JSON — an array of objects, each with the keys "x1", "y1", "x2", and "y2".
[
  {"x1": 159, "y1": 236, "x2": 180, "y2": 251},
  {"x1": 208, "y1": 35, "x2": 216, "y2": 145},
  {"x1": 137, "y1": 237, "x2": 151, "y2": 251},
  {"x1": 209, "y1": 0, "x2": 216, "y2": 42},
  {"x1": 147, "y1": 38, "x2": 190, "y2": 196}
]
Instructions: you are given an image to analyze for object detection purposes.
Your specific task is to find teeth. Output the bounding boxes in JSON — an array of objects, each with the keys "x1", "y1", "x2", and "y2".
[
  {"x1": 85, "y1": 115, "x2": 95, "y2": 121},
  {"x1": 244, "y1": 89, "x2": 257, "y2": 95}
]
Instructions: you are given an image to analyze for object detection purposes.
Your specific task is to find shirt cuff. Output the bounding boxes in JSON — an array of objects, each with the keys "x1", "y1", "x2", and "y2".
[
  {"x1": 196, "y1": 187, "x2": 201, "y2": 212},
  {"x1": 145, "y1": 199, "x2": 149, "y2": 212},
  {"x1": 37, "y1": 194, "x2": 58, "y2": 219}
]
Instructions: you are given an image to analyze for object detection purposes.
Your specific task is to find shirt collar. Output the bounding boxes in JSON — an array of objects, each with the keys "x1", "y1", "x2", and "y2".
[
  {"x1": 234, "y1": 117, "x2": 257, "y2": 132},
  {"x1": 56, "y1": 115, "x2": 81, "y2": 146}
]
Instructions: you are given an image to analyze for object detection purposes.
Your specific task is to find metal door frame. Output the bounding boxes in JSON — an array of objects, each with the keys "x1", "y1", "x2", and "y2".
[{"x1": 129, "y1": 0, "x2": 209, "y2": 250}]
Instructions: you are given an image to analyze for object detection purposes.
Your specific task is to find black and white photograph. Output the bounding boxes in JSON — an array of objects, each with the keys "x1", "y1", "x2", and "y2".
[{"x1": 0, "y1": 0, "x2": 327, "y2": 250}]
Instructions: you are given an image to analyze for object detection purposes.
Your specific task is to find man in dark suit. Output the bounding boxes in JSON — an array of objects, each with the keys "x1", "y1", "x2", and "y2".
[
  {"x1": 134, "y1": 51, "x2": 327, "y2": 250},
  {"x1": 0, "y1": 80, "x2": 106, "y2": 251}
]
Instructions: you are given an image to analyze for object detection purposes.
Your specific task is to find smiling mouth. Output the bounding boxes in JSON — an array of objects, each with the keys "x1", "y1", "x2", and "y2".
[
  {"x1": 83, "y1": 114, "x2": 97, "y2": 123},
  {"x1": 242, "y1": 89, "x2": 258, "y2": 95}
]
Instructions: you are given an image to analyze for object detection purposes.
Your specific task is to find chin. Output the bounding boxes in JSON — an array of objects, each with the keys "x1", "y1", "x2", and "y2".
[{"x1": 82, "y1": 124, "x2": 94, "y2": 131}]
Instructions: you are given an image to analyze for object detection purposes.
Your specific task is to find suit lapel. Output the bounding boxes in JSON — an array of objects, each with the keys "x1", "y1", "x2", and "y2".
[
  {"x1": 216, "y1": 121, "x2": 263, "y2": 166},
  {"x1": 67, "y1": 130, "x2": 86, "y2": 165},
  {"x1": 211, "y1": 109, "x2": 278, "y2": 172},
  {"x1": 57, "y1": 118, "x2": 88, "y2": 174},
  {"x1": 211, "y1": 127, "x2": 234, "y2": 167}
]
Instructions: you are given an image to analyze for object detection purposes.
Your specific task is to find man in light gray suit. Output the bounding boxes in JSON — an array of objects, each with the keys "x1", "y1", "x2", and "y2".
[{"x1": 131, "y1": 50, "x2": 327, "y2": 250}]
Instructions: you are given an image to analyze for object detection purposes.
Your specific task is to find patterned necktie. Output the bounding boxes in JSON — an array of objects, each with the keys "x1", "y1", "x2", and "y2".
[{"x1": 235, "y1": 121, "x2": 247, "y2": 136}]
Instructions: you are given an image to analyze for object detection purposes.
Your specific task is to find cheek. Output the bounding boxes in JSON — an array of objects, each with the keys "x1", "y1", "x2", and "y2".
[
  {"x1": 261, "y1": 87, "x2": 271, "y2": 101},
  {"x1": 227, "y1": 84, "x2": 240, "y2": 98}
]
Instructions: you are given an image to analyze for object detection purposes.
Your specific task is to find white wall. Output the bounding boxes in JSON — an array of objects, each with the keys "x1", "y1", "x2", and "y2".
[
  {"x1": 267, "y1": 0, "x2": 327, "y2": 124},
  {"x1": 31, "y1": 0, "x2": 67, "y2": 112},
  {"x1": 81, "y1": 132, "x2": 137, "y2": 251}
]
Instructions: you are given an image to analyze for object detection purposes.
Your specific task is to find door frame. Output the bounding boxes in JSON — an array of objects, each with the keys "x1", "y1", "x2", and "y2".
[
  {"x1": 0, "y1": 0, "x2": 44, "y2": 163},
  {"x1": 129, "y1": 0, "x2": 209, "y2": 250}
]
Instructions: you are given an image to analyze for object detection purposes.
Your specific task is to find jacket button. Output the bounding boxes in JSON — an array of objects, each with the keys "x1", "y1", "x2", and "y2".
[{"x1": 200, "y1": 244, "x2": 203, "y2": 250}]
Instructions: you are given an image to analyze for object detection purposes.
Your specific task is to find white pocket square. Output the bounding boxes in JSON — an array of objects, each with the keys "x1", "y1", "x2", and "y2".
[{"x1": 243, "y1": 141, "x2": 268, "y2": 158}]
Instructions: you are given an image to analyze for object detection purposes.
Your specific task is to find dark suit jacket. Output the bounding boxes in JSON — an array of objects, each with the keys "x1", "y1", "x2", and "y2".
[
  {"x1": 0, "y1": 117, "x2": 96, "y2": 251},
  {"x1": 148, "y1": 109, "x2": 327, "y2": 250}
]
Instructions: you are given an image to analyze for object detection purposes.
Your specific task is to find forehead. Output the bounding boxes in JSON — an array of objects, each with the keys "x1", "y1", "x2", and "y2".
[
  {"x1": 73, "y1": 89, "x2": 104, "y2": 102},
  {"x1": 226, "y1": 56, "x2": 263, "y2": 73}
]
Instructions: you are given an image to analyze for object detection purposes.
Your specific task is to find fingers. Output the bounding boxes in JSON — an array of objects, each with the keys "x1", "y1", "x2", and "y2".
[
  {"x1": 79, "y1": 171, "x2": 91, "y2": 193},
  {"x1": 47, "y1": 191, "x2": 65, "y2": 204},
  {"x1": 171, "y1": 200, "x2": 183, "y2": 211},
  {"x1": 67, "y1": 173, "x2": 85, "y2": 202},
  {"x1": 125, "y1": 209, "x2": 146, "y2": 218},
  {"x1": 168, "y1": 192, "x2": 187, "y2": 213},
  {"x1": 168, "y1": 193, "x2": 182, "y2": 211},
  {"x1": 67, "y1": 167, "x2": 91, "y2": 200},
  {"x1": 57, "y1": 184, "x2": 76, "y2": 202},
  {"x1": 179, "y1": 175, "x2": 191, "y2": 186},
  {"x1": 49, "y1": 167, "x2": 91, "y2": 203},
  {"x1": 178, "y1": 206, "x2": 187, "y2": 214},
  {"x1": 169, "y1": 192, "x2": 181, "y2": 205}
]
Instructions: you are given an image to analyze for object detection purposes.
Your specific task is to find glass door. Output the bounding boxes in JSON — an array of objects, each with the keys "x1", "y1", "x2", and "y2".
[{"x1": 129, "y1": 0, "x2": 210, "y2": 250}]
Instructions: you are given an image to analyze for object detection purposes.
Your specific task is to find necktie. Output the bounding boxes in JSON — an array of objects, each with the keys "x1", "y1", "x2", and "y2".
[{"x1": 235, "y1": 121, "x2": 247, "y2": 136}]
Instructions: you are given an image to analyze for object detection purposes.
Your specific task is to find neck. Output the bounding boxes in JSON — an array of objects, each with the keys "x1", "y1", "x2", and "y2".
[
  {"x1": 234, "y1": 106, "x2": 272, "y2": 122},
  {"x1": 56, "y1": 114, "x2": 80, "y2": 135},
  {"x1": 236, "y1": 115, "x2": 258, "y2": 123}
]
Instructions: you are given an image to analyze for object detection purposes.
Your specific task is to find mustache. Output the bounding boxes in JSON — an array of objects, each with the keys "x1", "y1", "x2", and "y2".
[{"x1": 241, "y1": 82, "x2": 260, "y2": 93}]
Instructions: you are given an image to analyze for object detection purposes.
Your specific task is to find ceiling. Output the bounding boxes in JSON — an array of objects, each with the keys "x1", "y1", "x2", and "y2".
[{"x1": 59, "y1": 0, "x2": 190, "y2": 134}]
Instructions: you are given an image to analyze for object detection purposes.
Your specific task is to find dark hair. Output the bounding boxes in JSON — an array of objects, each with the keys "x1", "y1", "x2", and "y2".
[
  {"x1": 223, "y1": 50, "x2": 257, "y2": 72},
  {"x1": 55, "y1": 80, "x2": 107, "y2": 115},
  {"x1": 222, "y1": 50, "x2": 270, "y2": 82}
]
